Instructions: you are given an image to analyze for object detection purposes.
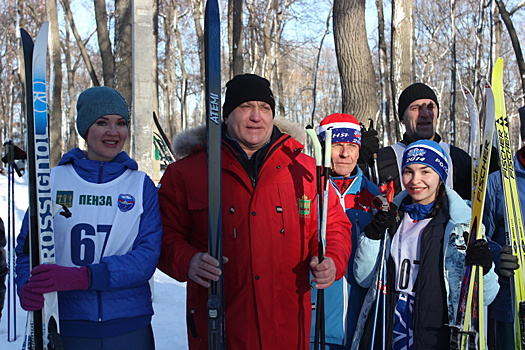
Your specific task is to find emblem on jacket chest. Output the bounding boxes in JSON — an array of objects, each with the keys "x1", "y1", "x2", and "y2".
[{"x1": 298, "y1": 195, "x2": 311, "y2": 217}]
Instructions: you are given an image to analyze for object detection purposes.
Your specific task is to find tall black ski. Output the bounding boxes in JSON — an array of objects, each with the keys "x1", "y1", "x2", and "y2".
[
  {"x1": 204, "y1": 0, "x2": 224, "y2": 349},
  {"x1": 21, "y1": 22, "x2": 62, "y2": 350}
]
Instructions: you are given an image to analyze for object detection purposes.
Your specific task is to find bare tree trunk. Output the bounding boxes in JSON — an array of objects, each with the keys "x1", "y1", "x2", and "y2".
[
  {"x1": 491, "y1": 1, "x2": 502, "y2": 74},
  {"x1": 310, "y1": 8, "x2": 332, "y2": 126},
  {"x1": 152, "y1": 0, "x2": 159, "y2": 115},
  {"x1": 449, "y1": 0, "x2": 457, "y2": 144},
  {"x1": 175, "y1": 16, "x2": 189, "y2": 132},
  {"x1": 192, "y1": 0, "x2": 205, "y2": 125},
  {"x1": 376, "y1": 0, "x2": 393, "y2": 145},
  {"x1": 62, "y1": 22, "x2": 78, "y2": 150},
  {"x1": 391, "y1": 0, "x2": 414, "y2": 131},
  {"x1": 229, "y1": 0, "x2": 243, "y2": 78},
  {"x1": 115, "y1": 0, "x2": 133, "y2": 105},
  {"x1": 132, "y1": 0, "x2": 156, "y2": 176},
  {"x1": 47, "y1": 0, "x2": 63, "y2": 166},
  {"x1": 333, "y1": 0, "x2": 379, "y2": 123},
  {"x1": 261, "y1": 1, "x2": 276, "y2": 78},
  {"x1": 94, "y1": 0, "x2": 115, "y2": 87},
  {"x1": 61, "y1": 0, "x2": 100, "y2": 86},
  {"x1": 472, "y1": 0, "x2": 486, "y2": 100},
  {"x1": 495, "y1": 0, "x2": 525, "y2": 97}
]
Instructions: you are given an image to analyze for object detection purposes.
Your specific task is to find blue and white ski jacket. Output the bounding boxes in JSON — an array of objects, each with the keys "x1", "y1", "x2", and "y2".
[
  {"x1": 310, "y1": 166, "x2": 380, "y2": 347},
  {"x1": 15, "y1": 148, "x2": 162, "y2": 337},
  {"x1": 351, "y1": 186, "x2": 499, "y2": 349},
  {"x1": 483, "y1": 148, "x2": 525, "y2": 323}
]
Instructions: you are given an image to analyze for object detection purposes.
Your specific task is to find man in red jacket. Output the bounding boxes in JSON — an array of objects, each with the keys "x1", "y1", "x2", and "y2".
[{"x1": 158, "y1": 74, "x2": 351, "y2": 349}]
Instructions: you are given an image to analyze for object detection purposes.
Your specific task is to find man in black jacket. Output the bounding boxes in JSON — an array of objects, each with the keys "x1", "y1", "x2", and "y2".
[{"x1": 375, "y1": 83, "x2": 473, "y2": 199}]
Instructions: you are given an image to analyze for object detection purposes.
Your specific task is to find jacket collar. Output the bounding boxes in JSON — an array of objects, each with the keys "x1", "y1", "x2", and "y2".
[{"x1": 394, "y1": 185, "x2": 470, "y2": 225}]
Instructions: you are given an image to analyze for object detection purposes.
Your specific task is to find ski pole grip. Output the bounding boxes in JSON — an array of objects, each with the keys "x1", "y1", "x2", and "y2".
[
  {"x1": 306, "y1": 126, "x2": 322, "y2": 166},
  {"x1": 323, "y1": 128, "x2": 332, "y2": 169}
]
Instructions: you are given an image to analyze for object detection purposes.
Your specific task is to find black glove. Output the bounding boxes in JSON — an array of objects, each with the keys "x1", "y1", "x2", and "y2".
[
  {"x1": 465, "y1": 239, "x2": 493, "y2": 275},
  {"x1": 497, "y1": 245, "x2": 519, "y2": 278},
  {"x1": 358, "y1": 127, "x2": 380, "y2": 166},
  {"x1": 364, "y1": 203, "x2": 398, "y2": 240}
]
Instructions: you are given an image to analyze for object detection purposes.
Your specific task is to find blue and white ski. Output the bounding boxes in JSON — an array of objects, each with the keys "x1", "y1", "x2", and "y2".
[{"x1": 21, "y1": 22, "x2": 61, "y2": 350}]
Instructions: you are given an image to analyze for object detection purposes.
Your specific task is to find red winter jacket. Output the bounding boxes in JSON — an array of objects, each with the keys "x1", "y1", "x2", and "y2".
[{"x1": 158, "y1": 131, "x2": 351, "y2": 350}]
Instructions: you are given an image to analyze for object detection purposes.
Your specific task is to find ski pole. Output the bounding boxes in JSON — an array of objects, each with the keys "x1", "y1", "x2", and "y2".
[
  {"x1": 2, "y1": 140, "x2": 28, "y2": 342},
  {"x1": 370, "y1": 180, "x2": 395, "y2": 350},
  {"x1": 306, "y1": 126, "x2": 332, "y2": 349},
  {"x1": 5, "y1": 141, "x2": 17, "y2": 342}
]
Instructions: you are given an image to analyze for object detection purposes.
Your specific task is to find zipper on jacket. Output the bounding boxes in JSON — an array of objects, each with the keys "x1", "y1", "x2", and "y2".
[
  {"x1": 98, "y1": 290, "x2": 103, "y2": 321},
  {"x1": 98, "y1": 161, "x2": 104, "y2": 183},
  {"x1": 230, "y1": 207, "x2": 237, "y2": 239}
]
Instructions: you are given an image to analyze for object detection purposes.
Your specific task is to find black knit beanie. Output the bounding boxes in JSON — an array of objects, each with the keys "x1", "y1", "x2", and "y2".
[
  {"x1": 397, "y1": 83, "x2": 439, "y2": 120},
  {"x1": 222, "y1": 74, "x2": 275, "y2": 119}
]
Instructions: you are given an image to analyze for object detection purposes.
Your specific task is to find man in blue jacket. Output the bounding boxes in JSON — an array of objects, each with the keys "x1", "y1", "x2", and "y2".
[{"x1": 311, "y1": 113, "x2": 380, "y2": 349}]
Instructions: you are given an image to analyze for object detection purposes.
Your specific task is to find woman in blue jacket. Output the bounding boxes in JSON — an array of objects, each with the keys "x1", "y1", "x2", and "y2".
[
  {"x1": 352, "y1": 140, "x2": 499, "y2": 350},
  {"x1": 15, "y1": 86, "x2": 162, "y2": 349}
]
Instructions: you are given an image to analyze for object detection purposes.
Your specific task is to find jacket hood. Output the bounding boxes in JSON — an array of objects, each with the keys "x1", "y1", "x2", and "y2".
[
  {"x1": 171, "y1": 118, "x2": 307, "y2": 160},
  {"x1": 394, "y1": 185, "x2": 471, "y2": 224}
]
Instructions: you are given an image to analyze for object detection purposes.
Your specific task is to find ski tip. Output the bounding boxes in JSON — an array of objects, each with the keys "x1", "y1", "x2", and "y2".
[
  {"x1": 35, "y1": 22, "x2": 50, "y2": 41},
  {"x1": 205, "y1": 0, "x2": 220, "y2": 14}
]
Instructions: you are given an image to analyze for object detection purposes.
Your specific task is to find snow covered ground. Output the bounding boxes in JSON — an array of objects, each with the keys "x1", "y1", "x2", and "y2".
[{"x1": 0, "y1": 171, "x2": 188, "y2": 349}]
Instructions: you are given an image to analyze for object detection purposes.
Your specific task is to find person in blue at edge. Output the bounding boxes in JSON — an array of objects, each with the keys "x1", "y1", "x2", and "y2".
[
  {"x1": 310, "y1": 113, "x2": 380, "y2": 349},
  {"x1": 15, "y1": 86, "x2": 162, "y2": 350},
  {"x1": 483, "y1": 140, "x2": 525, "y2": 349},
  {"x1": 352, "y1": 140, "x2": 499, "y2": 349}
]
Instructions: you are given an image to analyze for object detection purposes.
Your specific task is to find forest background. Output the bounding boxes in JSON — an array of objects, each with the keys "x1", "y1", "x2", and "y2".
[{"x1": 2, "y1": 0, "x2": 525, "y2": 178}]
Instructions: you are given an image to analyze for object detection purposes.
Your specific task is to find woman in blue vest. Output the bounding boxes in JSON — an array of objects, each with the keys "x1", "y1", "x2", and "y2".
[
  {"x1": 15, "y1": 86, "x2": 162, "y2": 349},
  {"x1": 352, "y1": 140, "x2": 499, "y2": 349}
]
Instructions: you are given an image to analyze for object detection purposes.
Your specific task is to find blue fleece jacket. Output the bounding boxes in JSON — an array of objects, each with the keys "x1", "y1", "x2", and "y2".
[{"x1": 15, "y1": 148, "x2": 162, "y2": 337}]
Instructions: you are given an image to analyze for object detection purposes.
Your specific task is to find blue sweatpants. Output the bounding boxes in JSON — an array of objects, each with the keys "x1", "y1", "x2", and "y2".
[{"x1": 61, "y1": 324, "x2": 155, "y2": 350}]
